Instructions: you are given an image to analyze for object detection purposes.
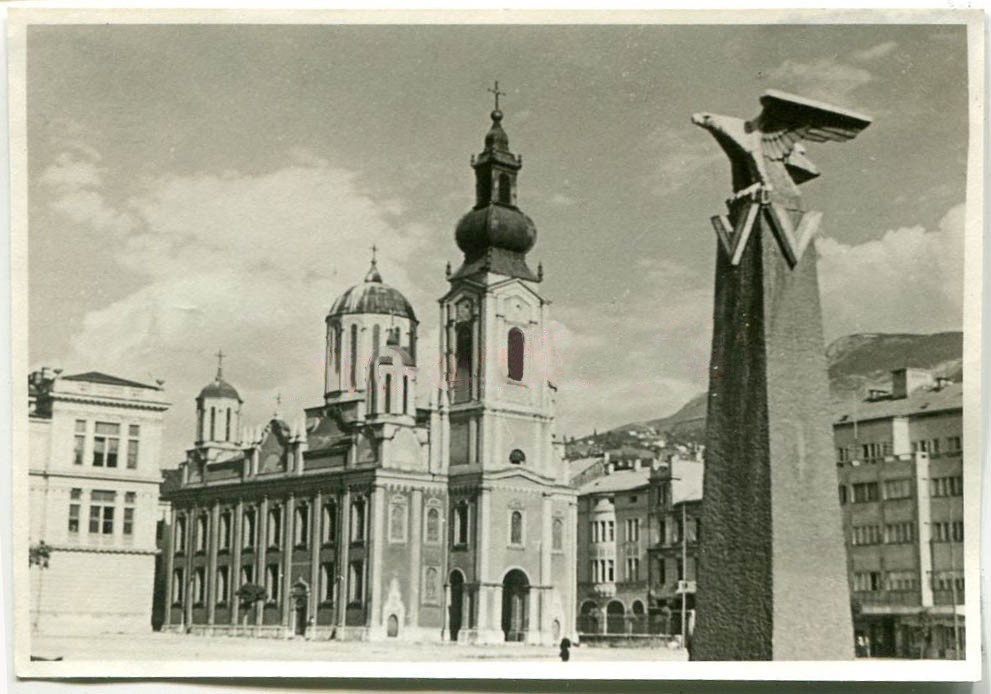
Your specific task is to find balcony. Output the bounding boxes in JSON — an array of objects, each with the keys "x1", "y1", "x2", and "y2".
[{"x1": 592, "y1": 581, "x2": 616, "y2": 598}]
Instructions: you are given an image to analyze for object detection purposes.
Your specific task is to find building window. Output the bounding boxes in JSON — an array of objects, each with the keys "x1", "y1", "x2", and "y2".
[
  {"x1": 68, "y1": 488, "x2": 82, "y2": 533},
  {"x1": 123, "y1": 492, "x2": 136, "y2": 536},
  {"x1": 89, "y1": 490, "x2": 116, "y2": 534},
  {"x1": 837, "y1": 447, "x2": 849, "y2": 462},
  {"x1": 885, "y1": 571, "x2": 918, "y2": 591},
  {"x1": 218, "y1": 511, "x2": 231, "y2": 551},
  {"x1": 242, "y1": 509, "x2": 256, "y2": 549},
  {"x1": 607, "y1": 520, "x2": 615, "y2": 542},
  {"x1": 607, "y1": 559, "x2": 615, "y2": 582},
  {"x1": 73, "y1": 420, "x2": 86, "y2": 465},
  {"x1": 195, "y1": 515, "x2": 208, "y2": 552},
  {"x1": 225, "y1": 409, "x2": 231, "y2": 442},
  {"x1": 884, "y1": 522, "x2": 915, "y2": 544},
  {"x1": 509, "y1": 449, "x2": 526, "y2": 465},
  {"x1": 322, "y1": 502, "x2": 337, "y2": 545},
  {"x1": 507, "y1": 328, "x2": 525, "y2": 381},
  {"x1": 946, "y1": 436, "x2": 962, "y2": 452},
  {"x1": 265, "y1": 564, "x2": 280, "y2": 603},
  {"x1": 853, "y1": 571, "x2": 882, "y2": 592},
  {"x1": 455, "y1": 324, "x2": 473, "y2": 400},
  {"x1": 402, "y1": 375, "x2": 409, "y2": 414},
  {"x1": 851, "y1": 482, "x2": 880, "y2": 503},
  {"x1": 172, "y1": 569, "x2": 184, "y2": 604},
  {"x1": 509, "y1": 510, "x2": 524, "y2": 546},
  {"x1": 838, "y1": 485, "x2": 848, "y2": 504},
  {"x1": 626, "y1": 557, "x2": 640, "y2": 582},
  {"x1": 93, "y1": 422, "x2": 120, "y2": 467},
  {"x1": 384, "y1": 373, "x2": 392, "y2": 413},
  {"x1": 349, "y1": 560, "x2": 364, "y2": 603},
  {"x1": 294, "y1": 505, "x2": 309, "y2": 548},
  {"x1": 210, "y1": 407, "x2": 216, "y2": 441},
  {"x1": 240, "y1": 565, "x2": 254, "y2": 587},
  {"x1": 389, "y1": 498, "x2": 407, "y2": 543},
  {"x1": 932, "y1": 521, "x2": 964, "y2": 542},
  {"x1": 193, "y1": 567, "x2": 206, "y2": 605},
  {"x1": 453, "y1": 501, "x2": 470, "y2": 547},
  {"x1": 851, "y1": 525, "x2": 882, "y2": 546},
  {"x1": 267, "y1": 507, "x2": 282, "y2": 549},
  {"x1": 552, "y1": 517, "x2": 564, "y2": 551},
  {"x1": 350, "y1": 498, "x2": 366, "y2": 544},
  {"x1": 498, "y1": 172, "x2": 512, "y2": 204},
  {"x1": 350, "y1": 325, "x2": 358, "y2": 389},
  {"x1": 931, "y1": 476, "x2": 963, "y2": 497},
  {"x1": 216, "y1": 566, "x2": 229, "y2": 605},
  {"x1": 883, "y1": 478, "x2": 913, "y2": 500},
  {"x1": 127, "y1": 425, "x2": 140, "y2": 469},
  {"x1": 656, "y1": 558, "x2": 666, "y2": 585},
  {"x1": 320, "y1": 562, "x2": 335, "y2": 603},
  {"x1": 931, "y1": 570, "x2": 964, "y2": 593},
  {"x1": 626, "y1": 518, "x2": 641, "y2": 543},
  {"x1": 423, "y1": 566, "x2": 439, "y2": 603},
  {"x1": 424, "y1": 505, "x2": 441, "y2": 545},
  {"x1": 175, "y1": 515, "x2": 187, "y2": 551}
]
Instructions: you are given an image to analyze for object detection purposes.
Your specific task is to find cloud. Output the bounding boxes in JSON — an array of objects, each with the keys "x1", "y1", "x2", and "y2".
[
  {"x1": 851, "y1": 41, "x2": 898, "y2": 62},
  {"x1": 644, "y1": 124, "x2": 724, "y2": 196},
  {"x1": 41, "y1": 140, "x2": 445, "y2": 464},
  {"x1": 818, "y1": 203, "x2": 964, "y2": 340},
  {"x1": 764, "y1": 57, "x2": 873, "y2": 104},
  {"x1": 548, "y1": 192, "x2": 577, "y2": 207}
]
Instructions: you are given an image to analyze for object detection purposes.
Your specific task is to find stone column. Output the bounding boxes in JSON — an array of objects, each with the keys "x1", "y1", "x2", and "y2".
[
  {"x1": 310, "y1": 492, "x2": 322, "y2": 626},
  {"x1": 442, "y1": 582, "x2": 450, "y2": 640},
  {"x1": 476, "y1": 489, "x2": 491, "y2": 631},
  {"x1": 693, "y1": 196, "x2": 853, "y2": 660},
  {"x1": 256, "y1": 497, "x2": 268, "y2": 627},
  {"x1": 207, "y1": 502, "x2": 219, "y2": 625},
  {"x1": 337, "y1": 489, "x2": 351, "y2": 629},
  {"x1": 282, "y1": 495, "x2": 295, "y2": 630},
  {"x1": 163, "y1": 506, "x2": 177, "y2": 629},
  {"x1": 231, "y1": 499, "x2": 243, "y2": 626},
  {"x1": 409, "y1": 489, "x2": 423, "y2": 628},
  {"x1": 368, "y1": 486, "x2": 385, "y2": 630}
]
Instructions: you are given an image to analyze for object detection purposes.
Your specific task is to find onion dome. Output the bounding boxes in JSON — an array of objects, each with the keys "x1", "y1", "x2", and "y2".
[
  {"x1": 451, "y1": 104, "x2": 540, "y2": 282},
  {"x1": 328, "y1": 256, "x2": 418, "y2": 322},
  {"x1": 197, "y1": 352, "x2": 242, "y2": 402}
]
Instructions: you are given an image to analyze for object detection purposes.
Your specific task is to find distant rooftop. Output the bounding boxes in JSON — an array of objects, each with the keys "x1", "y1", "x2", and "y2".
[
  {"x1": 62, "y1": 371, "x2": 160, "y2": 390},
  {"x1": 833, "y1": 381, "x2": 961, "y2": 424},
  {"x1": 578, "y1": 467, "x2": 650, "y2": 495}
]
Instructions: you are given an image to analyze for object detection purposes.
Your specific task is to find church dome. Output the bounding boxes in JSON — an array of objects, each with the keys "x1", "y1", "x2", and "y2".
[
  {"x1": 328, "y1": 259, "x2": 418, "y2": 322},
  {"x1": 198, "y1": 378, "x2": 241, "y2": 401},
  {"x1": 455, "y1": 204, "x2": 537, "y2": 260}
]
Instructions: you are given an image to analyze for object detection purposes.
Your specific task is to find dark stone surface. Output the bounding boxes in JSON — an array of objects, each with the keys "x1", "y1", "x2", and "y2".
[{"x1": 692, "y1": 204, "x2": 853, "y2": 660}]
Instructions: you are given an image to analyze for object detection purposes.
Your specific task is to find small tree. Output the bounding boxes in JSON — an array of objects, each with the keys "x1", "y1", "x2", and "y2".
[{"x1": 236, "y1": 583, "x2": 267, "y2": 625}]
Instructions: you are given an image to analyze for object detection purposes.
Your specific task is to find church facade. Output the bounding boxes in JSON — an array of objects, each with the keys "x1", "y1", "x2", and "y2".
[{"x1": 162, "y1": 105, "x2": 577, "y2": 644}]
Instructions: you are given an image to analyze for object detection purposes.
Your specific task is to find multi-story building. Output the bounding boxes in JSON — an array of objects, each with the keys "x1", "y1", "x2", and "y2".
[
  {"x1": 161, "y1": 103, "x2": 576, "y2": 644},
  {"x1": 835, "y1": 368, "x2": 965, "y2": 659},
  {"x1": 574, "y1": 448, "x2": 703, "y2": 639},
  {"x1": 28, "y1": 368, "x2": 171, "y2": 634},
  {"x1": 646, "y1": 457, "x2": 703, "y2": 640}
]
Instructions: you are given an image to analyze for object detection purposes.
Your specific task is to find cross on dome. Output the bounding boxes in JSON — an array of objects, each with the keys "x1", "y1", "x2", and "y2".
[{"x1": 215, "y1": 349, "x2": 225, "y2": 379}]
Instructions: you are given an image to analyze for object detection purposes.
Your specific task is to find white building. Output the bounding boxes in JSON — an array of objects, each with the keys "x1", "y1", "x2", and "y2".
[{"x1": 29, "y1": 368, "x2": 170, "y2": 634}]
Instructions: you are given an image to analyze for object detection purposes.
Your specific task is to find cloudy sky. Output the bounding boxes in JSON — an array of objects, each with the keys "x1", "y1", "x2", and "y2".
[{"x1": 26, "y1": 22, "x2": 968, "y2": 465}]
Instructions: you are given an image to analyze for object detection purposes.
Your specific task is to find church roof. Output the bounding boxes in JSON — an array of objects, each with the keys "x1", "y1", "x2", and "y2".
[{"x1": 329, "y1": 259, "x2": 418, "y2": 322}]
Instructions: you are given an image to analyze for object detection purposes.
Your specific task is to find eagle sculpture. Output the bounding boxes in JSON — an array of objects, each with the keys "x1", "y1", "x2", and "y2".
[{"x1": 692, "y1": 90, "x2": 872, "y2": 202}]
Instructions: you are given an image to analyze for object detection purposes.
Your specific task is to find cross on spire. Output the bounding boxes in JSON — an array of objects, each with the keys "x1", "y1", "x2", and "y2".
[
  {"x1": 488, "y1": 80, "x2": 505, "y2": 112},
  {"x1": 273, "y1": 392, "x2": 282, "y2": 417},
  {"x1": 215, "y1": 349, "x2": 225, "y2": 379},
  {"x1": 371, "y1": 243, "x2": 378, "y2": 264}
]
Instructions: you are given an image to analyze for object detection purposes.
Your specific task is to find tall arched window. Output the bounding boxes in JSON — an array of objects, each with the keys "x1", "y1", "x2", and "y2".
[
  {"x1": 322, "y1": 501, "x2": 337, "y2": 545},
  {"x1": 510, "y1": 510, "x2": 523, "y2": 545},
  {"x1": 225, "y1": 408, "x2": 231, "y2": 441},
  {"x1": 349, "y1": 325, "x2": 358, "y2": 388},
  {"x1": 372, "y1": 324, "x2": 381, "y2": 356},
  {"x1": 402, "y1": 375, "x2": 409, "y2": 414},
  {"x1": 425, "y1": 506, "x2": 441, "y2": 544},
  {"x1": 552, "y1": 517, "x2": 564, "y2": 551},
  {"x1": 210, "y1": 407, "x2": 216, "y2": 440},
  {"x1": 334, "y1": 325, "x2": 342, "y2": 374},
  {"x1": 498, "y1": 173, "x2": 512, "y2": 204},
  {"x1": 508, "y1": 328, "x2": 525, "y2": 381},
  {"x1": 455, "y1": 325, "x2": 473, "y2": 400},
  {"x1": 384, "y1": 374, "x2": 392, "y2": 413}
]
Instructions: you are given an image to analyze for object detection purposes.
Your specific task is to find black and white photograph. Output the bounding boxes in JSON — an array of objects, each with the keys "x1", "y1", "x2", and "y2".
[{"x1": 8, "y1": 9, "x2": 984, "y2": 681}]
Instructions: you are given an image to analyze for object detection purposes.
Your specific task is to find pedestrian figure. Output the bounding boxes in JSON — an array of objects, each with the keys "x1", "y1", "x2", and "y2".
[{"x1": 559, "y1": 637, "x2": 572, "y2": 662}]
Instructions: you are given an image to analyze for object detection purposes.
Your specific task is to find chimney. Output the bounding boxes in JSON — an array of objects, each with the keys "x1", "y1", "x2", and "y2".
[{"x1": 891, "y1": 368, "x2": 933, "y2": 399}]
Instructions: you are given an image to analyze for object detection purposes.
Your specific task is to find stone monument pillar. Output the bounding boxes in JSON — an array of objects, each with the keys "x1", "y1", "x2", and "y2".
[{"x1": 690, "y1": 90, "x2": 871, "y2": 660}]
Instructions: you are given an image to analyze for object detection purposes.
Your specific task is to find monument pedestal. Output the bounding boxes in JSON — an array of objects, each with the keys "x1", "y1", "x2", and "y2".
[{"x1": 691, "y1": 202, "x2": 853, "y2": 661}]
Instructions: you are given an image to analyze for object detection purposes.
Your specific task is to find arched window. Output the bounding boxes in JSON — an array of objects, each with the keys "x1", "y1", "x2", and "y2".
[
  {"x1": 210, "y1": 407, "x2": 216, "y2": 441},
  {"x1": 384, "y1": 374, "x2": 392, "y2": 413},
  {"x1": 402, "y1": 375, "x2": 409, "y2": 414},
  {"x1": 334, "y1": 325, "x2": 342, "y2": 374},
  {"x1": 498, "y1": 173, "x2": 512, "y2": 204},
  {"x1": 424, "y1": 566, "x2": 439, "y2": 602},
  {"x1": 267, "y1": 508, "x2": 281, "y2": 549},
  {"x1": 225, "y1": 408, "x2": 231, "y2": 441},
  {"x1": 552, "y1": 517, "x2": 564, "y2": 551},
  {"x1": 453, "y1": 502, "x2": 470, "y2": 546},
  {"x1": 510, "y1": 510, "x2": 524, "y2": 546},
  {"x1": 242, "y1": 509, "x2": 256, "y2": 549},
  {"x1": 322, "y1": 502, "x2": 337, "y2": 545},
  {"x1": 507, "y1": 328, "x2": 525, "y2": 381},
  {"x1": 197, "y1": 410, "x2": 204, "y2": 441},
  {"x1": 372, "y1": 324, "x2": 381, "y2": 356},
  {"x1": 351, "y1": 498, "x2": 366, "y2": 544},
  {"x1": 389, "y1": 499, "x2": 407, "y2": 543},
  {"x1": 455, "y1": 325, "x2": 473, "y2": 398},
  {"x1": 195, "y1": 515, "x2": 208, "y2": 552},
  {"x1": 218, "y1": 512, "x2": 231, "y2": 551},
  {"x1": 294, "y1": 505, "x2": 309, "y2": 548},
  {"x1": 425, "y1": 506, "x2": 441, "y2": 544},
  {"x1": 349, "y1": 325, "x2": 358, "y2": 388}
]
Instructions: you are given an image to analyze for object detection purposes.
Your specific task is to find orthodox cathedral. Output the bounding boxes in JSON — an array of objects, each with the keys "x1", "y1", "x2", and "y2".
[{"x1": 162, "y1": 102, "x2": 577, "y2": 643}]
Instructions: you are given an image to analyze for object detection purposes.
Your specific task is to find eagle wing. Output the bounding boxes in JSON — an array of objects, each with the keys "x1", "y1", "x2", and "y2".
[{"x1": 752, "y1": 89, "x2": 873, "y2": 162}]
